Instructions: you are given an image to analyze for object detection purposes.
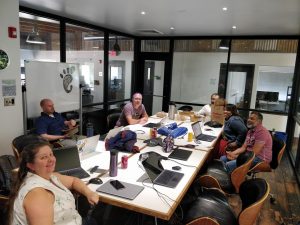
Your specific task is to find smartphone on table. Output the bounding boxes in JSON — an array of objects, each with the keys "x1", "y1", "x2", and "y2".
[{"x1": 110, "y1": 180, "x2": 125, "y2": 190}]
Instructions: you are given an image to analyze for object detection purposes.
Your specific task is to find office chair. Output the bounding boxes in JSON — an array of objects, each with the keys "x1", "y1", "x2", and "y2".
[
  {"x1": 12, "y1": 134, "x2": 46, "y2": 161},
  {"x1": 178, "y1": 105, "x2": 193, "y2": 111},
  {"x1": 198, "y1": 151, "x2": 255, "y2": 194},
  {"x1": 184, "y1": 178, "x2": 270, "y2": 225},
  {"x1": 248, "y1": 135, "x2": 285, "y2": 204},
  {"x1": 249, "y1": 135, "x2": 285, "y2": 175},
  {"x1": 107, "y1": 112, "x2": 121, "y2": 130}
]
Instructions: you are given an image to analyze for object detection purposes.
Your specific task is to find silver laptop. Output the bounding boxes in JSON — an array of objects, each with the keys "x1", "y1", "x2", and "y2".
[
  {"x1": 141, "y1": 151, "x2": 184, "y2": 188},
  {"x1": 96, "y1": 179, "x2": 144, "y2": 200},
  {"x1": 53, "y1": 146, "x2": 90, "y2": 179},
  {"x1": 191, "y1": 121, "x2": 216, "y2": 142},
  {"x1": 77, "y1": 135, "x2": 100, "y2": 159},
  {"x1": 104, "y1": 126, "x2": 123, "y2": 140}
]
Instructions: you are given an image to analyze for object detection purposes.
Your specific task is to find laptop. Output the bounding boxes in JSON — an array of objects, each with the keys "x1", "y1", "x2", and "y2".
[
  {"x1": 77, "y1": 134, "x2": 100, "y2": 159},
  {"x1": 141, "y1": 151, "x2": 184, "y2": 188},
  {"x1": 96, "y1": 179, "x2": 144, "y2": 200},
  {"x1": 168, "y1": 148, "x2": 192, "y2": 161},
  {"x1": 143, "y1": 117, "x2": 168, "y2": 128},
  {"x1": 53, "y1": 146, "x2": 90, "y2": 179},
  {"x1": 191, "y1": 121, "x2": 217, "y2": 142}
]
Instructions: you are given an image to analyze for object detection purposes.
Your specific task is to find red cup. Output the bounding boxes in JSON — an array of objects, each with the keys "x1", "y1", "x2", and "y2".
[{"x1": 121, "y1": 155, "x2": 128, "y2": 169}]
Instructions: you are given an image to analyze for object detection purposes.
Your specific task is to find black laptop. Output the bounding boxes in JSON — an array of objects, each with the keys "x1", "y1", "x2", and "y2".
[
  {"x1": 168, "y1": 148, "x2": 192, "y2": 161},
  {"x1": 53, "y1": 146, "x2": 90, "y2": 179},
  {"x1": 141, "y1": 151, "x2": 184, "y2": 188},
  {"x1": 191, "y1": 121, "x2": 217, "y2": 142}
]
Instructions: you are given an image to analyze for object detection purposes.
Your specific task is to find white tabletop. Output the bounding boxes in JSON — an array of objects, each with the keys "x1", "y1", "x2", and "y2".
[{"x1": 80, "y1": 121, "x2": 222, "y2": 220}]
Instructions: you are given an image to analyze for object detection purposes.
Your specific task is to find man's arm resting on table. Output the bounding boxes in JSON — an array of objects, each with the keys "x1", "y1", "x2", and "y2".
[
  {"x1": 126, "y1": 114, "x2": 148, "y2": 125},
  {"x1": 40, "y1": 133, "x2": 67, "y2": 141}
]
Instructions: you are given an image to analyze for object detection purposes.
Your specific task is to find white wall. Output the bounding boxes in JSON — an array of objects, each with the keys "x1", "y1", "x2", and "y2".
[{"x1": 0, "y1": 0, "x2": 23, "y2": 155}]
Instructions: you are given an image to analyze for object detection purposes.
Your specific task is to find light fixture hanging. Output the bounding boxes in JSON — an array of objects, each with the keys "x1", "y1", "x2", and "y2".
[
  {"x1": 26, "y1": 24, "x2": 46, "y2": 45},
  {"x1": 113, "y1": 36, "x2": 121, "y2": 55},
  {"x1": 219, "y1": 39, "x2": 230, "y2": 50}
]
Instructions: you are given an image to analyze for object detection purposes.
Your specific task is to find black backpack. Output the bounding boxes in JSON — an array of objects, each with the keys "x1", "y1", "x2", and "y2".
[{"x1": 0, "y1": 155, "x2": 18, "y2": 196}]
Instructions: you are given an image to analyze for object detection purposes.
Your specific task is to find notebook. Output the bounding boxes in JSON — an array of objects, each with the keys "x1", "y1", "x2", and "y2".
[
  {"x1": 143, "y1": 117, "x2": 168, "y2": 128},
  {"x1": 141, "y1": 151, "x2": 184, "y2": 188},
  {"x1": 96, "y1": 179, "x2": 144, "y2": 200},
  {"x1": 77, "y1": 134, "x2": 100, "y2": 159},
  {"x1": 168, "y1": 148, "x2": 192, "y2": 161},
  {"x1": 53, "y1": 146, "x2": 90, "y2": 179},
  {"x1": 191, "y1": 121, "x2": 216, "y2": 142}
]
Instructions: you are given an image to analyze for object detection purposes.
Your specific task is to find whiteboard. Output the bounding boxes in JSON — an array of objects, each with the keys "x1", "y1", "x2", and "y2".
[{"x1": 25, "y1": 61, "x2": 80, "y2": 118}]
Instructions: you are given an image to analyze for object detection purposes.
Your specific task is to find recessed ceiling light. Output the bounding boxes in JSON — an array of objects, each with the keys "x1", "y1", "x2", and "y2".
[
  {"x1": 170, "y1": 27, "x2": 175, "y2": 30},
  {"x1": 141, "y1": 11, "x2": 146, "y2": 15},
  {"x1": 232, "y1": 26, "x2": 237, "y2": 29},
  {"x1": 222, "y1": 7, "x2": 228, "y2": 11}
]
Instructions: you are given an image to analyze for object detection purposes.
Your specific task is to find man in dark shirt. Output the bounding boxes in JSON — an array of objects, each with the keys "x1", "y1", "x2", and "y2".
[{"x1": 35, "y1": 99, "x2": 76, "y2": 142}]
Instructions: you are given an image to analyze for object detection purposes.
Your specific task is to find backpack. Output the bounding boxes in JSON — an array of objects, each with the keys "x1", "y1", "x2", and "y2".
[{"x1": 0, "y1": 155, "x2": 18, "y2": 196}]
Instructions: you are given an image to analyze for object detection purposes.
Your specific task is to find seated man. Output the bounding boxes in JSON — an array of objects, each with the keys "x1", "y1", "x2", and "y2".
[
  {"x1": 116, "y1": 93, "x2": 148, "y2": 127},
  {"x1": 35, "y1": 98, "x2": 77, "y2": 142},
  {"x1": 220, "y1": 111, "x2": 272, "y2": 173},
  {"x1": 195, "y1": 93, "x2": 219, "y2": 119}
]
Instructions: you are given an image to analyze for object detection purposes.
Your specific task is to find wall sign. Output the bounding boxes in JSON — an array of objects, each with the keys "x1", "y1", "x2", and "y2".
[{"x1": 0, "y1": 50, "x2": 9, "y2": 70}]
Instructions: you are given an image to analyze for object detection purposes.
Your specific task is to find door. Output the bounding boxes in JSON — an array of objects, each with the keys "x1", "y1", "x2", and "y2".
[
  {"x1": 143, "y1": 60, "x2": 166, "y2": 115},
  {"x1": 219, "y1": 64, "x2": 255, "y2": 109},
  {"x1": 108, "y1": 60, "x2": 125, "y2": 101}
]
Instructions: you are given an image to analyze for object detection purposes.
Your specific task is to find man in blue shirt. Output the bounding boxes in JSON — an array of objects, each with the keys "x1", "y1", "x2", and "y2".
[{"x1": 36, "y1": 99, "x2": 76, "y2": 142}]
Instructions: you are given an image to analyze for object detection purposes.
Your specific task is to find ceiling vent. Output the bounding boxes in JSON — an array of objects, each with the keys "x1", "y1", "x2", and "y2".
[{"x1": 136, "y1": 29, "x2": 164, "y2": 35}]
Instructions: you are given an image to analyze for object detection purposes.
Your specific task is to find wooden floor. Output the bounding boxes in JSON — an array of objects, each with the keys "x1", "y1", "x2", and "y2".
[{"x1": 229, "y1": 153, "x2": 300, "y2": 225}]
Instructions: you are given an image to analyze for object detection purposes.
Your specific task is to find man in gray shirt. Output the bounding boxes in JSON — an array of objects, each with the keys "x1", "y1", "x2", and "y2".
[{"x1": 116, "y1": 93, "x2": 149, "y2": 127}]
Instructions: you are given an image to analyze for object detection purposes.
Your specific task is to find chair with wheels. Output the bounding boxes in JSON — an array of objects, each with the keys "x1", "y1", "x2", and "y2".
[
  {"x1": 184, "y1": 178, "x2": 270, "y2": 225},
  {"x1": 198, "y1": 151, "x2": 255, "y2": 194},
  {"x1": 107, "y1": 112, "x2": 121, "y2": 130},
  {"x1": 178, "y1": 105, "x2": 193, "y2": 111}
]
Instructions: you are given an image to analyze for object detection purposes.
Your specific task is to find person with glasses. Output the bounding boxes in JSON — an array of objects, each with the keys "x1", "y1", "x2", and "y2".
[
  {"x1": 116, "y1": 93, "x2": 148, "y2": 127},
  {"x1": 220, "y1": 111, "x2": 272, "y2": 173}
]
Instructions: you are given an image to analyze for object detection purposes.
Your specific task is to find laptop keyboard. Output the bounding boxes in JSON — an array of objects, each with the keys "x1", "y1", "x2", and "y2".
[{"x1": 60, "y1": 168, "x2": 90, "y2": 179}]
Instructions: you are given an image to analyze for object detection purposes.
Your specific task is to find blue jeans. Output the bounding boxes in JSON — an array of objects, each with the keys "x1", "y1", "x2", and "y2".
[{"x1": 220, "y1": 154, "x2": 262, "y2": 173}]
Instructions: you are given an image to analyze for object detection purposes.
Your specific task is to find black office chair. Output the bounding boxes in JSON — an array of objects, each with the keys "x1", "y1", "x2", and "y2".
[
  {"x1": 107, "y1": 112, "x2": 121, "y2": 130},
  {"x1": 184, "y1": 178, "x2": 270, "y2": 225},
  {"x1": 198, "y1": 151, "x2": 254, "y2": 194},
  {"x1": 178, "y1": 105, "x2": 193, "y2": 111},
  {"x1": 12, "y1": 134, "x2": 47, "y2": 161}
]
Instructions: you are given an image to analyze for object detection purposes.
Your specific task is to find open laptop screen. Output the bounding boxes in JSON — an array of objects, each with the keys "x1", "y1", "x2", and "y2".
[
  {"x1": 53, "y1": 146, "x2": 81, "y2": 172},
  {"x1": 191, "y1": 121, "x2": 202, "y2": 138},
  {"x1": 141, "y1": 152, "x2": 164, "y2": 181}
]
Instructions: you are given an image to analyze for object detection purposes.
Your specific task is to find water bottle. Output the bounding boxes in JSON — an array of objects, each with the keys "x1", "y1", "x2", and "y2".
[
  {"x1": 109, "y1": 150, "x2": 118, "y2": 177},
  {"x1": 86, "y1": 122, "x2": 94, "y2": 137},
  {"x1": 168, "y1": 102, "x2": 176, "y2": 120}
]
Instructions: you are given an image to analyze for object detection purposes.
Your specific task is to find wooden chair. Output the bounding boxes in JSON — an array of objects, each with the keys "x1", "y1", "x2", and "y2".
[
  {"x1": 199, "y1": 151, "x2": 255, "y2": 193},
  {"x1": 184, "y1": 178, "x2": 270, "y2": 225}
]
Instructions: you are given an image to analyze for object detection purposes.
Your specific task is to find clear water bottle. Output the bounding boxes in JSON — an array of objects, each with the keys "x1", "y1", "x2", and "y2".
[
  {"x1": 109, "y1": 150, "x2": 118, "y2": 177},
  {"x1": 168, "y1": 102, "x2": 176, "y2": 120},
  {"x1": 86, "y1": 122, "x2": 94, "y2": 137}
]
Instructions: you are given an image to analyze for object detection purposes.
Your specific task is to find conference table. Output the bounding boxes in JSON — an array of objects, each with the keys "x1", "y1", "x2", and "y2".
[{"x1": 80, "y1": 116, "x2": 222, "y2": 222}]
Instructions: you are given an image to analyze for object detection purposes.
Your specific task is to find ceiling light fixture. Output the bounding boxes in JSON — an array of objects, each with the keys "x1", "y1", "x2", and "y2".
[
  {"x1": 84, "y1": 35, "x2": 104, "y2": 40},
  {"x1": 232, "y1": 25, "x2": 237, "y2": 29},
  {"x1": 222, "y1": 7, "x2": 228, "y2": 11},
  {"x1": 170, "y1": 27, "x2": 175, "y2": 30},
  {"x1": 219, "y1": 39, "x2": 230, "y2": 50},
  {"x1": 141, "y1": 11, "x2": 146, "y2": 15},
  {"x1": 26, "y1": 24, "x2": 46, "y2": 44}
]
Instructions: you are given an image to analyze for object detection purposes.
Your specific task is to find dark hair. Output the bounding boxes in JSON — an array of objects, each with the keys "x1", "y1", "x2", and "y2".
[
  {"x1": 225, "y1": 104, "x2": 239, "y2": 116},
  {"x1": 250, "y1": 111, "x2": 263, "y2": 121},
  {"x1": 8, "y1": 142, "x2": 50, "y2": 224}
]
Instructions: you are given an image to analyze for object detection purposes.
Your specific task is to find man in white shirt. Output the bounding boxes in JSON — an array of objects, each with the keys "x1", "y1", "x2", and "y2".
[{"x1": 195, "y1": 93, "x2": 219, "y2": 118}]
